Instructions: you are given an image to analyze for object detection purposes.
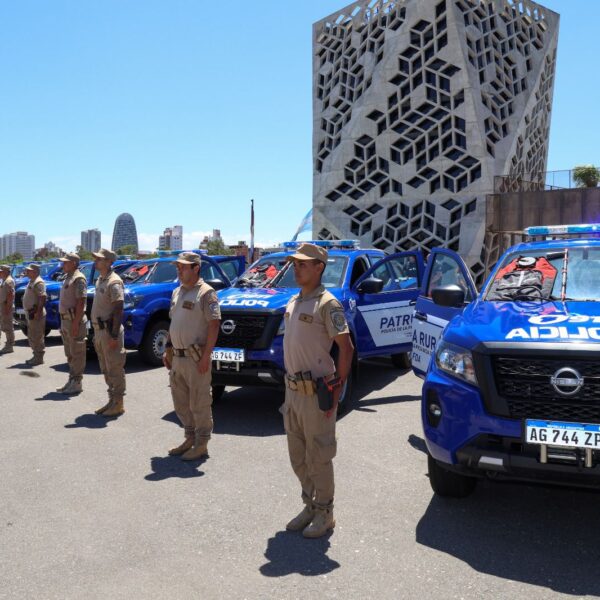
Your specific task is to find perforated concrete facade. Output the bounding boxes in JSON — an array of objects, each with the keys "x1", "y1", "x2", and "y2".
[{"x1": 313, "y1": 0, "x2": 558, "y2": 283}]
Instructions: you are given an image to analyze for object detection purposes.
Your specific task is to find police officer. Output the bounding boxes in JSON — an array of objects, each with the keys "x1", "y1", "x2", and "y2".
[
  {"x1": 281, "y1": 243, "x2": 354, "y2": 538},
  {"x1": 163, "y1": 252, "x2": 221, "y2": 460},
  {"x1": 56, "y1": 253, "x2": 88, "y2": 395},
  {"x1": 0, "y1": 265, "x2": 15, "y2": 355},
  {"x1": 22, "y1": 263, "x2": 47, "y2": 366},
  {"x1": 90, "y1": 249, "x2": 126, "y2": 417}
]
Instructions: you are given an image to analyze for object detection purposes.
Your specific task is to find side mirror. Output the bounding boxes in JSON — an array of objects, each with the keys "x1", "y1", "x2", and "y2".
[
  {"x1": 357, "y1": 277, "x2": 384, "y2": 295},
  {"x1": 431, "y1": 285, "x2": 465, "y2": 308},
  {"x1": 206, "y1": 278, "x2": 227, "y2": 291}
]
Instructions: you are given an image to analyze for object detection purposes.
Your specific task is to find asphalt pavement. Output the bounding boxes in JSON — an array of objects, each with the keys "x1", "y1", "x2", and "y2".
[{"x1": 2, "y1": 331, "x2": 600, "y2": 599}]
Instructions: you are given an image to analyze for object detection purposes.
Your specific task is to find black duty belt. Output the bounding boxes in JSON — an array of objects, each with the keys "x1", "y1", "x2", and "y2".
[{"x1": 173, "y1": 348, "x2": 189, "y2": 357}]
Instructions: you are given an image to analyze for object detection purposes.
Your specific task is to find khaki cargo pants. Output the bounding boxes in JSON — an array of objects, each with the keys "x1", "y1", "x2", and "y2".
[
  {"x1": 0, "y1": 309, "x2": 14, "y2": 347},
  {"x1": 169, "y1": 356, "x2": 213, "y2": 442},
  {"x1": 282, "y1": 388, "x2": 337, "y2": 508},
  {"x1": 60, "y1": 317, "x2": 87, "y2": 383},
  {"x1": 93, "y1": 327, "x2": 126, "y2": 398},
  {"x1": 26, "y1": 315, "x2": 46, "y2": 359}
]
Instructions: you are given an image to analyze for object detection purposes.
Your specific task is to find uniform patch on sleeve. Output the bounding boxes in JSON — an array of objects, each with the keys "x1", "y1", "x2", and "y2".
[
  {"x1": 76, "y1": 278, "x2": 87, "y2": 297},
  {"x1": 109, "y1": 282, "x2": 124, "y2": 302},
  {"x1": 330, "y1": 309, "x2": 347, "y2": 332},
  {"x1": 208, "y1": 301, "x2": 220, "y2": 318}
]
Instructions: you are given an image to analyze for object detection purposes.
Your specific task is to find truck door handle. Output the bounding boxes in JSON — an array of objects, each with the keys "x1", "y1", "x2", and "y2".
[
  {"x1": 409, "y1": 300, "x2": 416, "y2": 306},
  {"x1": 415, "y1": 311, "x2": 427, "y2": 322}
]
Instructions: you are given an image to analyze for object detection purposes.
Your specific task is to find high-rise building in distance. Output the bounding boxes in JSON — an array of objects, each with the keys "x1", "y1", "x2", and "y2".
[
  {"x1": 158, "y1": 225, "x2": 183, "y2": 251},
  {"x1": 111, "y1": 213, "x2": 138, "y2": 253},
  {"x1": 81, "y1": 228, "x2": 101, "y2": 253},
  {"x1": 0, "y1": 231, "x2": 35, "y2": 260}
]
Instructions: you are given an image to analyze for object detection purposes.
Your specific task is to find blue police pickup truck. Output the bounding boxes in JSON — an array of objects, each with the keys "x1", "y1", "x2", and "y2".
[
  {"x1": 107, "y1": 253, "x2": 245, "y2": 366},
  {"x1": 211, "y1": 240, "x2": 425, "y2": 408},
  {"x1": 414, "y1": 224, "x2": 600, "y2": 497}
]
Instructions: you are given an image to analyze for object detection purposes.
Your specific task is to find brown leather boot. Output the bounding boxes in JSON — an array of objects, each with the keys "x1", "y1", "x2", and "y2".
[
  {"x1": 302, "y1": 505, "x2": 335, "y2": 538},
  {"x1": 286, "y1": 504, "x2": 315, "y2": 531},
  {"x1": 168, "y1": 427, "x2": 195, "y2": 456},
  {"x1": 181, "y1": 432, "x2": 208, "y2": 461},
  {"x1": 102, "y1": 396, "x2": 125, "y2": 417},
  {"x1": 95, "y1": 393, "x2": 113, "y2": 415}
]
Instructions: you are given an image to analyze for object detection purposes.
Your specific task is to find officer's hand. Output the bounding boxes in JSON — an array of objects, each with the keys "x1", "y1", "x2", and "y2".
[
  {"x1": 197, "y1": 354, "x2": 211, "y2": 374},
  {"x1": 108, "y1": 337, "x2": 119, "y2": 351},
  {"x1": 162, "y1": 355, "x2": 171, "y2": 370},
  {"x1": 325, "y1": 384, "x2": 343, "y2": 419}
]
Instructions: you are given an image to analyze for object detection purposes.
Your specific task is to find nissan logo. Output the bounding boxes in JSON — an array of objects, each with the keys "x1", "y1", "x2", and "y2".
[
  {"x1": 221, "y1": 320, "x2": 236, "y2": 335},
  {"x1": 550, "y1": 367, "x2": 584, "y2": 396}
]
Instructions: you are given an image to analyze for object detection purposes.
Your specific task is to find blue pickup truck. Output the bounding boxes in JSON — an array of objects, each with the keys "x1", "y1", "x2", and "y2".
[
  {"x1": 211, "y1": 241, "x2": 425, "y2": 408},
  {"x1": 414, "y1": 224, "x2": 600, "y2": 496},
  {"x1": 104, "y1": 253, "x2": 245, "y2": 366}
]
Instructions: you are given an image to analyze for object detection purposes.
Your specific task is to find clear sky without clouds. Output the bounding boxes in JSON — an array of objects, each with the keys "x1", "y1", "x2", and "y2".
[{"x1": 0, "y1": 0, "x2": 597, "y2": 251}]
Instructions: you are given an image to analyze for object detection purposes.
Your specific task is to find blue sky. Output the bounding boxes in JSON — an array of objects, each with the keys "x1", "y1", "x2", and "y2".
[{"x1": 0, "y1": 0, "x2": 598, "y2": 251}]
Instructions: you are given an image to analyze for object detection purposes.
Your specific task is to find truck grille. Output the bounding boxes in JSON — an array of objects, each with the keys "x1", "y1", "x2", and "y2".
[
  {"x1": 493, "y1": 356, "x2": 600, "y2": 421},
  {"x1": 216, "y1": 312, "x2": 281, "y2": 351}
]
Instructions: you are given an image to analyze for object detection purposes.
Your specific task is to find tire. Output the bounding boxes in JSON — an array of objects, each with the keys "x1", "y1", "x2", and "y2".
[
  {"x1": 427, "y1": 454, "x2": 477, "y2": 498},
  {"x1": 140, "y1": 320, "x2": 170, "y2": 367},
  {"x1": 391, "y1": 352, "x2": 411, "y2": 369},
  {"x1": 212, "y1": 385, "x2": 225, "y2": 402},
  {"x1": 336, "y1": 367, "x2": 354, "y2": 415}
]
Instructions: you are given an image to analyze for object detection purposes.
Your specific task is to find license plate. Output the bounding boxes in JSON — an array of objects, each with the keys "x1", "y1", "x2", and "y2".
[
  {"x1": 16, "y1": 308, "x2": 25, "y2": 316},
  {"x1": 211, "y1": 348, "x2": 244, "y2": 363},
  {"x1": 525, "y1": 419, "x2": 600, "y2": 449}
]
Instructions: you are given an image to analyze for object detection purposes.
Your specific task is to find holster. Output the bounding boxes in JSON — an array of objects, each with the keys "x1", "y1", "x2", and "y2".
[
  {"x1": 165, "y1": 346, "x2": 173, "y2": 364},
  {"x1": 98, "y1": 317, "x2": 113, "y2": 332},
  {"x1": 27, "y1": 308, "x2": 36, "y2": 320},
  {"x1": 188, "y1": 343, "x2": 204, "y2": 363},
  {"x1": 286, "y1": 374, "x2": 316, "y2": 396},
  {"x1": 316, "y1": 376, "x2": 342, "y2": 411}
]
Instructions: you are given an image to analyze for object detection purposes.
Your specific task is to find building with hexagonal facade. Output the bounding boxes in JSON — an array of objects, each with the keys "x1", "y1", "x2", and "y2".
[{"x1": 313, "y1": 0, "x2": 559, "y2": 283}]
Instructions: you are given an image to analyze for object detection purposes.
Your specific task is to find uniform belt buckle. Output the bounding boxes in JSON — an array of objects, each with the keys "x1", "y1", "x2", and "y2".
[{"x1": 286, "y1": 375, "x2": 298, "y2": 392}]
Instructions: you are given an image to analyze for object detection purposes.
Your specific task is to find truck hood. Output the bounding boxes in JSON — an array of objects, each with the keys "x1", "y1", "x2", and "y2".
[
  {"x1": 446, "y1": 300, "x2": 600, "y2": 347},
  {"x1": 218, "y1": 287, "x2": 298, "y2": 311}
]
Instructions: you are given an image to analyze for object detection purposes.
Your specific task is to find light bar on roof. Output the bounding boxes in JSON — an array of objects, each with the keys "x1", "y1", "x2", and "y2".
[
  {"x1": 525, "y1": 224, "x2": 600, "y2": 236},
  {"x1": 283, "y1": 240, "x2": 360, "y2": 249}
]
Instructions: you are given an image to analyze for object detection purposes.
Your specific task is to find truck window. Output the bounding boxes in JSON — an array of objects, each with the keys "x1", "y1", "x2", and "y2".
[
  {"x1": 427, "y1": 254, "x2": 472, "y2": 300},
  {"x1": 275, "y1": 256, "x2": 348, "y2": 289},
  {"x1": 201, "y1": 263, "x2": 222, "y2": 282},
  {"x1": 149, "y1": 261, "x2": 177, "y2": 283},
  {"x1": 350, "y1": 257, "x2": 369, "y2": 287}
]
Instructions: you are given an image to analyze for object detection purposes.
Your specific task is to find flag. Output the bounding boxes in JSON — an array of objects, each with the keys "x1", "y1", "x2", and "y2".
[{"x1": 292, "y1": 208, "x2": 313, "y2": 241}]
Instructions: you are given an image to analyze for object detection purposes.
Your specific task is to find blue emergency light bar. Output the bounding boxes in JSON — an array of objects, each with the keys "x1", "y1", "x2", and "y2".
[
  {"x1": 525, "y1": 224, "x2": 600, "y2": 237},
  {"x1": 283, "y1": 240, "x2": 360, "y2": 250}
]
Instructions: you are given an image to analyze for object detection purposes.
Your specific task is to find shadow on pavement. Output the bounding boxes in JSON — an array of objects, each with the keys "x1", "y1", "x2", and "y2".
[
  {"x1": 416, "y1": 481, "x2": 600, "y2": 596},
  {"x1": 64, "y1": 413, "x2": 113, "y2": 429},
  {"x1": 144, "y1": 456, "x2": 205, "y2": 481},
  {"x1": 259, "y1": 530, "x2": 340, "y2": 577},
  {"x1": 407, "y1": 434, "x2": 428, "y2": 454},
  {"x1": 35, "y1": 391, "x2": 70, "y2": 402}
]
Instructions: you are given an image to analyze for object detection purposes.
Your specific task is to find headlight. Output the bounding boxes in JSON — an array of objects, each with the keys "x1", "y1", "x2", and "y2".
[
  {"x1": 276, "y1": 315, "x2": 285, "y2": 336},
  {"x1": 435, "y1": 340, "x2": 478, "y2": 386},
  {"x1": 123, "y1": 294, "x2": 140, "y2": 310}
]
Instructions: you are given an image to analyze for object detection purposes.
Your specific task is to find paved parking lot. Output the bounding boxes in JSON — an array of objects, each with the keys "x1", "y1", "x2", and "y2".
[{"x1": 2, "y1": 331, "x2": 600, "y2": 599}]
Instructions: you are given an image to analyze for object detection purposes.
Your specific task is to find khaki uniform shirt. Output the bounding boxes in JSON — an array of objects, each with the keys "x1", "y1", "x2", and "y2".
[
  {"x1": 91, "y1": 270, "x2": 124, "y2": 323},
  {"x1": 283, "y1": 285, "x2": 349, "y2": 379},
  {"x1": 59, "y1": 269, "x2": 87, "y2": 314},
  {"x1": 169, "y1": 279, "x2": 221, "y2": 349},
  {"x1": 23, "y1": 276, "x2": 47, "y2": 315},
  {"x1": 0, "y1": 275, "x2": 15, "y2": 307}
]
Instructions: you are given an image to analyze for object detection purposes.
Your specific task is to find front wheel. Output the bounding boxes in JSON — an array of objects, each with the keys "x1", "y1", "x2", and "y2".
[
  {"x1": 391, "y1": 352, "x2": 411, "y2": 369},
  {"x1": 140, "y1": 320, "x2": 170, "y2": 367},
  {"x1": 427, "y1": 454, "x2": 477, "y2": 498},
  {"x1": 212, "y1": 385, "x2": 225, "y2": 402}
]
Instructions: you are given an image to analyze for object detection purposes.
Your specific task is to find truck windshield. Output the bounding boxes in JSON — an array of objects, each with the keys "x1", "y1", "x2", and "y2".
[
  {"x1": 273, "y1": 256, "x2": 349, "y2": 289},
  {"x1": 121, "y1": 262, "x2": 153, "y2": 283},
  {"x1": 485, "y1": 247, "x2": 600, "y2": 301},
  {"x1": 235, "y1": 256, "x2": 289, "y2": 288}
]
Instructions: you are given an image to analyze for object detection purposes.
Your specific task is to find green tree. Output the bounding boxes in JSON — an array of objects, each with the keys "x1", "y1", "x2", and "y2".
[
  {"x1": 205, "y1": 239, "x2": 233, "y2": 256},
  {"x1": 76, "y1": 246, "x2": 95, "y2": 261},
  {"x1": 5, "y1": 253, "x2": 23, "y2": 263},
  {"x1": 116, "y1": 245, "x2": 138, "y2": 257},
  {"x1": 573, "y1": 165, "x2": 600, "y2": 188}
]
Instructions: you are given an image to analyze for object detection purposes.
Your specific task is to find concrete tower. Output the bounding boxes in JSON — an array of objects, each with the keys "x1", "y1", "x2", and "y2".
[
  {"x1": 313, "y1": 0, "x2": 559, "y2": 282},
  {"x1": 111, "y1": 213, "x2": 139, "y2": 253}
]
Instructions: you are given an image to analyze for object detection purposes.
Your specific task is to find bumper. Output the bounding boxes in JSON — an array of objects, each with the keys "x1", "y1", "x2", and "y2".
[
  {"x1": 123, "y1": 309, "x2": 146, "y2": 349},
  {"x1": 424, "y1": 367, "x2": 600, "y2": 488},
  {"x1": 211, "y1": 338, "x2": 285, "y2": 388}
]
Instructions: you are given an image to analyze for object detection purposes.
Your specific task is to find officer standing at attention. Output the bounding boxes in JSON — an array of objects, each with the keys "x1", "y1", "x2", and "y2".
[
  {"x1": 22, "y1": 263, "x2": 47, "y2": 366},
  {"x1": 282, "y1": 243, "x2": 354, "y2": 538},
  {"x1": 0, "y1": 265, "x2": 16, "y2": 355},
  {"x1": 56, "y1": 253, "x2": 87, "y2": 395},
  {"x1": 163, "y1": 252, "x2": 221, "y2": 461},
  {"x1": 91, "y1": 249, "x2": 126, "y2": 417}
]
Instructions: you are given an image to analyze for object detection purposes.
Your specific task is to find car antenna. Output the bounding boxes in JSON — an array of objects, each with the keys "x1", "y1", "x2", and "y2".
[{"x1": 560, "y1": 248, "x2": 569, "y2": 302}]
